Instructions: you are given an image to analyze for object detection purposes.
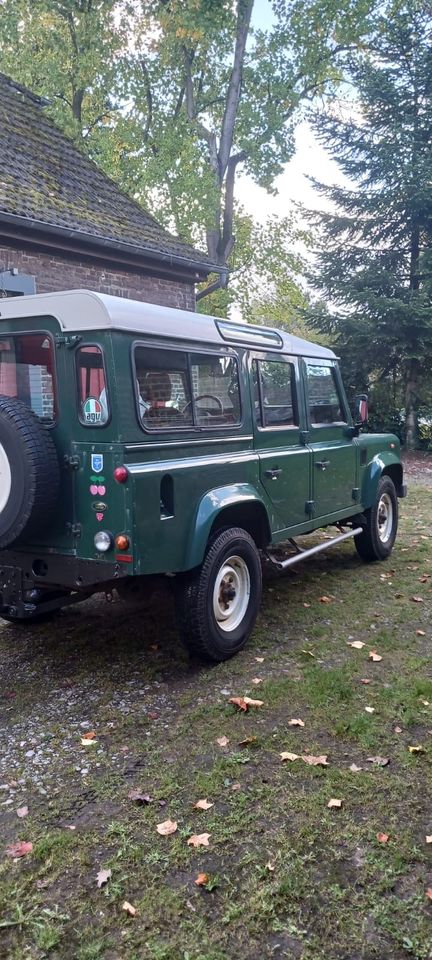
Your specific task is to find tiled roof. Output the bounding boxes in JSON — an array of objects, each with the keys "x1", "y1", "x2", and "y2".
[{"x1": 0, "y1": 73, "x2": 217, "y2": 274}]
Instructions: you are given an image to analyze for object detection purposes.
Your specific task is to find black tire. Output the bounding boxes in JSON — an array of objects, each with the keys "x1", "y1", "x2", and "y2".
[
  {"x1": 0, "y1": 396, "x2": 60, "y2": 548},
  {"x1": 0, "y1": 608, "x2": 60, "y2": 625},
  {"x1": 175, "y1": 527, "x2": 262, "y2": 662},
  {"x1": 355, "y1": 476, "x2": 398, "y2": 562}
]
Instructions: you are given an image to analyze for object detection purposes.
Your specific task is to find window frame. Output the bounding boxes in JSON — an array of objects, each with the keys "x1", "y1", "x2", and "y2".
[
  {"x1": 253, "y1": 357, "x2": 299, "y2": 431},
  {"x1": 304, "y1": 359, "x2": 348, "y2": 428},
  {"x1": 0, "y1": 330, "x2": 58, "y2": 426},
  {"x1": 131, "y1": 342, "x2": 243, "y2": 434},
  {"x1": 75, "y1": 342, "x2": 111, "y2": 428}
]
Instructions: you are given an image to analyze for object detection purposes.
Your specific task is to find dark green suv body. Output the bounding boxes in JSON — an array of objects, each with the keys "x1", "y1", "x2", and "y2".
[{"x1": 0, "y1": 291, "x2": 406, "y2": 660}]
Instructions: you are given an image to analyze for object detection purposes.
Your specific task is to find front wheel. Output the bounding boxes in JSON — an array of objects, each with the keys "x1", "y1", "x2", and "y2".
[
  {"x1": 175, "y1": 527, "x2": 262, "y2": 661},
  {"x1": 355, "y1": 476, "x2": 398, "y2": 562}
]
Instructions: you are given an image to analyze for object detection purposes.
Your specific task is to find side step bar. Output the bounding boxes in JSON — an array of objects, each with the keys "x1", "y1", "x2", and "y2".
[{"x1": 266, "y1": 527, "x2": 363, "y2": 571}]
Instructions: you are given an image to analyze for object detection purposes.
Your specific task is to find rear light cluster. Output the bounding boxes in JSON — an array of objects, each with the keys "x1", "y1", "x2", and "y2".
[
  {"x1": 114, "y1": 465, "x2": 128, "y2": 483},
  {"x1": 94, "y1": 533, "x2": 130, "y2": 552}
]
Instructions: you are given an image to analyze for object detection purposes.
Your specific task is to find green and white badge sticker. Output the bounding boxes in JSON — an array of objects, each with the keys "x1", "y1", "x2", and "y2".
[{"x1": 82, "y1": 397, "x2": 103, "y2": 424}]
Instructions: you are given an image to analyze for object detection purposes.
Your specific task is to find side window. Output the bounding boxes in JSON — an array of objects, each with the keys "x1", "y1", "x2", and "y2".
[
  {"x1": 190, "y1": 354, "x2": 241, "y2": 426},
  {"x1": 305, "y1": 362, "x2": 345, "y2": 424},
  {"x1": 0, "y1": 333, "x2": 56, "y2": 421},
  {"x1": 254, "y1": 359, "x2": 297, "y2": 427},
  {"x1": 134, "y1": 346, "x2": 193, "y2": 430},
  {"x1": 76, "y1": 345, "x2": 109, "y2": 425}
]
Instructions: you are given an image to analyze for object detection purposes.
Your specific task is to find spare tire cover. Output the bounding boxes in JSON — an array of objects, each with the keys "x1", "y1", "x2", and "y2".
[{"x1": 0, "y1": 395, "x2": 60, "y2": 549}]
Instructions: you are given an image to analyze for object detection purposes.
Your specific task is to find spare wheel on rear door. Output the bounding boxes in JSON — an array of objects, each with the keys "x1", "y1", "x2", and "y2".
[{"x1": 0, "y1": 396, "x2": 60, "y2": 549}]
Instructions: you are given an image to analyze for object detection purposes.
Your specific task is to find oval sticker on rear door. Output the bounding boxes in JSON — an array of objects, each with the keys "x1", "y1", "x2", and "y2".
[{"x1": 92, "y1": 502, "x2": 108, "y2": 512}]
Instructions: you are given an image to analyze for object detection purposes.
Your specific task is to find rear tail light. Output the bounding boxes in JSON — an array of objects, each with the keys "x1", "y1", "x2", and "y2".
[
  {"x1": 115, "y1": 534, "x2": 130, "y2": 551},
  {"x1": 114, "y1": 466, "x2": 128, "y2": 484},
  {"x1": 94, "y1": 531, "x2": 113, "y2": 552}
]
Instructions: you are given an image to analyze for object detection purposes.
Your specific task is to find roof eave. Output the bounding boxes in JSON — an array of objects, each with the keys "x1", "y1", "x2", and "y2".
[{"x1": 0, "y1": 211, "x2": 222, "y2": 283}]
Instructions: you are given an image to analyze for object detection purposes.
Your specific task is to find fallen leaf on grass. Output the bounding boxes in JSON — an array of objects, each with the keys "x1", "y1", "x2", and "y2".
[
  {"x1": 81, "y1": 736, "x2": 97, "y2": 746},
  {"x1": 320, "y1": 596, "x2": 332, "y2": 603},
  {"x1": 303, "y1": 602, "x2": 311, "y2": 608},
  {"x1": 251, "y1": 678, "x2": 263, "y2": 685},
  {"x1": 194, "y1": 799, "x2": 213, "y2": 811},
  {"x1": 302, "y1": 754, "x2": 329, "y2": 766},
  {"x1": 408, "y1": 745, "x2": 424, "y2": 754},
  {"x1": 360, "y1": 679, "x2": 371, "y2": 685},
  {"x1": 16, "y1": 806, "x2": 28, "y2": 818},
  {"x1": 411, "y1": 596, "x2": 424, "y2": 603},
  {"x1": 426, "y1": 888, "x2": 432, "y2": 900},
  {"x1": 254, "y1": 657, "x2": 265, "y2": 663},
  {"x1": 266, "y1": 861, "x2": 275, "y2": 872},
  {"x1": 238, "y1": 736, "x2": 257, "y2": 747},
  {"x1": 349, "y1": 764, "x2": 362, "y2": 772},
  {"x1": 327, "y1": 798, "x2": 342, "y2": 808},
  {"x1": 187, "y1": 833, "x2": 210, "y2": 848},
  {"x1": 416, "y1": 630, "x2": 426, "y2": 636},
  {"x1": 228, "y1": 697, "x2": 247, "y2": 711},
  {"x1": 426, "y1": 836, "x2": 432, "y2": 844},
  {"x1": 369, "y1": 651, "x2": 383, "y2": 662},
  {"x1": 394, "y1": 726, "x2": 402, "y2": 734},
  {"x1": 365, "y1": 707, "x2": 375, "y2": 714},
  {"x1": 195, "y1": 873, "x2": 209, "y2": 886},
  {"x1": 6, "y1": 841, "x2": 32, "y2": 859},
  {"x1": 128, "y1": 789, "x2": 153, "y2": 804},
  {"x1": 156, "y1": 819, "x2": 178, "y2": 836},
  {"x1": 376, "y1": 832, "x2": 389, "y2": 843},
  {"x1": 122, "y1": 901, "x2": 136, "y2": 916},
  {"x1": 288, "y1": 718, "x2": 305, "y2": 727},
  {"x1": 349, "y1": 641, "x2": 365, "y2": 649},
  {"x1": 366, "y1": 756, "x2": 389, "y2": 766},
  {"x1": 243, "y1": 696, "x2": 264, "y2": 708},
  {"x1": 81, "y1": 730, "x2": 96, "y2": 740},
  {"x1": 216, "y1": 736, "x2": 229, "y2": 747},
  {"x1": 96, "y1": 868, "x2": 111, "y2": 888},
  {"x1": 280, "y1": 752, "x2": 300, "y2": 762}
]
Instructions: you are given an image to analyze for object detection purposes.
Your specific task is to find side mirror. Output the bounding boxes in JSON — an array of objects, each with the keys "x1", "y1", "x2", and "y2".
[{"x1": 354, "y1": 394, "x2": 368, "y2": 428}]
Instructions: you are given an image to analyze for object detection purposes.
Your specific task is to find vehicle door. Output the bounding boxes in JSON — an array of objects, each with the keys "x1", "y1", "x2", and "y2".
[
  {"x1": 303, "y1": 359, "x2": 358, "y2": 519},
  {"x1": 251, "y1": 354, "x2": 311, "y2": 531}
]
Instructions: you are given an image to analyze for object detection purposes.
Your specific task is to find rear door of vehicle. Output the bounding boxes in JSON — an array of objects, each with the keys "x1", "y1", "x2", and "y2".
[{"x1": 251, "y1": 353, "x2": 311, "y2": 531}]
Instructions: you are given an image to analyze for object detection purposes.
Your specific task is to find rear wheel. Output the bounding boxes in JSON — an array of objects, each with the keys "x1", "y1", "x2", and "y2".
[
  {"x1": 355, "y1": 476, "x2": 398, "y2": 562},
  {"x1": 175, "y1": 527, "x2": 262, "y2": 661}
]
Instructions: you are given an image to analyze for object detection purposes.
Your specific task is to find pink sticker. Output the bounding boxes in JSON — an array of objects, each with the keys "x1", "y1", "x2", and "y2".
[
  {"x1": 97, "y1": 485, "x2": 106, "y2": 496},
  {"x1": 90, "y1": 484, "x2": 98, "y2": 495},
  {"x1": 96, "y1": 512, "x2": 104, "y2": 522}
]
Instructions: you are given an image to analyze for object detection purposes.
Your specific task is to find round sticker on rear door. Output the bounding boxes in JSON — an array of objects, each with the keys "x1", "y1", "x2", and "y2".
[{"x1": 82, "y1": 398, "x2": 103, "y2": 424}]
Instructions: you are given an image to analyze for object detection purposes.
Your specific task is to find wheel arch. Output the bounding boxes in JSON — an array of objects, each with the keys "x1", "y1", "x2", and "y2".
[
  {"x1": 184, "y1": 484, "x2": 271, "y2": 571},
  {"x1": 361, "y1": 453, "x2": 404, "y2": 509}
]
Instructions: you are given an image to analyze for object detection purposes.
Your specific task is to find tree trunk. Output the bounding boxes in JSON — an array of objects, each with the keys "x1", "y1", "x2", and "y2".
[{"x1": 404, "y1": 357, "x2": 420, "y2": 449}]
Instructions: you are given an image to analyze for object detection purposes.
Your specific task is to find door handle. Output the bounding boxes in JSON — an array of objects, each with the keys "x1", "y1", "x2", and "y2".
[
  {"x1": 316, "y1": 460, "x2": 330, "y2": 470},
  {"x1": 265, "y1": 467, "x2": 282, "y2": 480}
]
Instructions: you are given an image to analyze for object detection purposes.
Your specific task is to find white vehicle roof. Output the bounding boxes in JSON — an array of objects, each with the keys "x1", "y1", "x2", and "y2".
[{"x1": 0, "y1": 289, "x2": 336, "y2": 360}]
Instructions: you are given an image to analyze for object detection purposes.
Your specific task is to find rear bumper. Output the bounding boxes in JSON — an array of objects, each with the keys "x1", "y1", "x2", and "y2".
[{"x1": 0, "y1": 549, "x2": 128, "y2": 604}]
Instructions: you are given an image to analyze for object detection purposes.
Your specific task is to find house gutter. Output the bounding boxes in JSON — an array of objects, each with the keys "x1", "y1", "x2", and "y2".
[{"x1": 0, "y1": 211, "x2": 222, "y2": 283}]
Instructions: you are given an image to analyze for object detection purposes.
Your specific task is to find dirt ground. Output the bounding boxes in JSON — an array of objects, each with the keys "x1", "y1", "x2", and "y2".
[{"x1": 0, "y1": 463, "x2": 431, "y2": 960}]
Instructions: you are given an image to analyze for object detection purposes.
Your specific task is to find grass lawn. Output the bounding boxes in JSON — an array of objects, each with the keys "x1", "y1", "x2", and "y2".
[{"x1": 0, "y1": 483, "x2": 431, "y2": 960}]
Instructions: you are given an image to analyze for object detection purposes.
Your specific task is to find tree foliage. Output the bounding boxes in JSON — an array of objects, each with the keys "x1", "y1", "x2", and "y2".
[{"x1": 308, "y1": 0, "x2": 432, "y2": 446}]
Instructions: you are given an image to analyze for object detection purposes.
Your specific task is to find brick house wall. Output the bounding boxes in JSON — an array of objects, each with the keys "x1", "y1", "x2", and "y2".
[{"x1": 0, "y1": 243, "x2": 196, "y2": 311}]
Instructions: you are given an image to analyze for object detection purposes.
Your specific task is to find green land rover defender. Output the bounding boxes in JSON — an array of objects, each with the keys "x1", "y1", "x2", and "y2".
[{"x1": 0, "y1": 290, "x2": 406, "y2": 660}]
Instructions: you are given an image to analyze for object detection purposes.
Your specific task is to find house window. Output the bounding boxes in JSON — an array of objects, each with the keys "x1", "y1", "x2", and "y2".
[
  {"x1": 76, "y1": 345, "x2": 109, "y2": 425},
  {"x1": 0, "y1": 333, "x2": 56, "y2": 421}
]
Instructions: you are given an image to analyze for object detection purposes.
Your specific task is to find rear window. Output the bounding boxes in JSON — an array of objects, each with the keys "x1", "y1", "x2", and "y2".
[
  {"x1": 0, "y1": 333, "x2": 56, "y2": 421},
  {"x1": 76, "y1": 345, "x2": 109, "y2": 425}
]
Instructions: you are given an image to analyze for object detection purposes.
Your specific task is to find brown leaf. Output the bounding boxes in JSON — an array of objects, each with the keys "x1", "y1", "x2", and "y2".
[
  {"x1": 349, "y1": 763, "x2": 362, "y2": 772},
  {"x1": 302, "y1": 754, "x2": 329, "y2": 766},
  {"x1": 195, "y1": 872, "x2": 209, "y2": 886},
  {"x1": 411, "y1": 596, "x2": 424, "y2": 603},
  {"x1": 229, "y1": 697, "x2": 248, "y2": 711},
  {"x1": 238, "y1": 736, "x2": 257, "y2": 747},
  {"x1": 327, "y1": 798, "x2": 342, "y2": 808},
  {"x1": 416, "y1": 630, "x2": 426, "y2": 636},
  {"x1": 96, "y1": 868, "x2": 111, "y2": 888},
  {"x1": 254, "y1": 657, "x2": 265, "y2": 663},
  {"x1": 408, "y1": 745, "x2": 424, "y2": 754},
  {"x1": 187, "y1": 833, "x2": 210, "y2": 848},
  {"x1": 365, "y1": 706, "x2": 375, "y2": 714},
  {"x1": 266, "y1": 861, "x2": 275, "y2": 872},
  {"x1": 426, "y1": 836, "x2": 432, "y2": 844},
  {"x1": 394, "y1": 726, "x2": 402, "y2": 733},
  {"x1": 280, "y1": 751, "x2": 300, "y2": 762},
  {"x1": 128, "y1": 789, "x2": 153, "y2": 805},
  {"x1": 426, "y1": 888, "x2": 432, "y2": 901},
  {"x1": 251, "y1": 677, "x2": 263, "y2": 685},
  {"x1": 5, "y1": 840, "x2": 32, "y2": 859},
  {"x1": 243, "y1": 696, "x2": 264, "y2": 708},
  {"x1": 303, "y1": 602, "x2": 311, "y2": 608},
  {"x1": 16, "y1": 806, "x2": 28, "y2": 819},
  {"x1": 156, "y1": 819, "x2": 178, "y2": 836},
  {"x1": 366, "y1": 756, "x2": 389, "y2": 767},
  {"x1": 288, "y1": 718, "x2": 305, "y2": 727},
  {"x1": 360, "y1": 678, "x2": 371, "y2": 685},
  {"x1": 122, "y1": 901, "x2": 136, "y2": 916},
  {"x1": 320, "y1": 596, "x2": 332, "y2": 603},
  {"x1": 376, "y1": 832, "x2": 389, "y2": 843},
  {"x1": 216, "y1": 736, "x2": 229, "y2": 747},
  {"x1": 194, "y1": 799, "x2": 213, "y2": 811},
  {"x1": 369, "y1": 651, "x2": 383, "y2": 662},
  {"x1": 81, "y1": 730, "x2": 96, "y2": 740},
  {"x1": 349, "y1": 640, "x2": 365, "y2": 649}
]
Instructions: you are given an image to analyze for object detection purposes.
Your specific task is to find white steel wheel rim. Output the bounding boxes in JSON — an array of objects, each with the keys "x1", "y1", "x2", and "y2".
[
  {"x1": 0, "y1": 442, "x2": 11, "y2": 513},
  {"x1": 213, "y1": 555, "x2": 251, "y2": 633},
  {"x1": 377, "y1": 492, "x2": 393, "y2": 543}
]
